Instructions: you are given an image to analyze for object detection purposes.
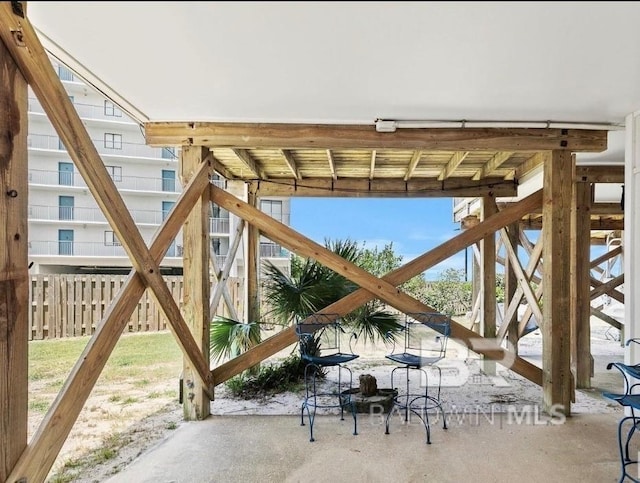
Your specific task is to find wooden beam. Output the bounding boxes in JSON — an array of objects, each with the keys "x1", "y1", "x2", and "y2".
[
  {"x1": 589, "y1": 274, "x2": 624, "y2": 303},
  {"x1": 369, "y1": 150, "x2": 376, "y2": 179},
  {"x1": 571, "y1": 180, "x2": 593, "y2": 388},
  {"x1": 211, "y1": 186, "x2": 544, "y2": 386},
  {"x1": 438, "y1": 151, "x2": 468, "y2": 180},
  {"x1": 473, "y1": 152, "x2": 513, "y2": 180},
  {"x1": 326, "y1": 149, "x2": 337, "y2": 180},
  {"x1": 514, "y1": 152, "x2": 544, "y2": 181},
  {"x1": 251, "y1": 177, "x2": 517, "y2": 198},
  {"x1": 145, "y1": 122, "x2": 608, "y2": 152},
  {"x1": 233, "y1": 148, "x2": 266, "y2": 179},
  {"x1": 482, "y1": 195, "x2": 497, "y2": 375},
  {"x1": 519, "y1": 216, "x2": 624, "y2": 231},
  {"x1": 403, "y1": 150, "x2": 422, "y2": 181},
  {"x1": 210, "y1": 219, "x2": 244, "y2": 318},
  {"x1": 246, "y1": 187, "x2": 260, "y2": 326},
  {"x1": 209, "y1": 151, "x2": 236, "y2": 180},
  {"x1": 6, "y1": 161, "x2": 211, "y2": 483},
  {"x1": 0, "y1": 15, "x2": 28, "y2": 480},
  {"x1": 180, "y1": 146, "x2": 212, "y2": 420},
  {"x1": 507, "y1": 202, "x2": 623, "y2": 216},
  {"x1": 542, "y1": 150, "x2": 573, "y2": 415},
  {"x1": 590, "y1": 307, "x2": 623, "y2": 331},
  {"x1": 0, "y1": 3, "x2": 213, "y2": 391},
  {"x1": 590, "y1": 245, "x2": 623, "y2": 268},
  {"x1": 575, "y1": 165, "x2": 624, "y2": 183},
  {"x1": 280, "y1": 149, "x2": 301, "y2": 180}
]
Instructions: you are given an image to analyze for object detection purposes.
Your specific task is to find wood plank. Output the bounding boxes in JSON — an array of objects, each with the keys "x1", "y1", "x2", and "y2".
[
  {"x1": 514, "y1": 152, "x2": 544, "y2": 181},
  {"x1": 482, "y1": 195, "x2": 497, "y2": 375},
  {"x1": 504, "y1": 223, "x2": 520, "y2": 352},
  {"x1": 211, "y1": 186, "x2": 544, "y2": 386},
  {"x1": 369, "y1": 150, "x2": 376, "y2": 179},
  {"x1": 209, "y1": 152, "x2": 236, "y2": 180},
  {"x1": 571, "y1": 180, "x2": 592, "y2": 388},
  {"x1": 575, "y1": 165, "x2": 624, "y2": 183},
  {"x1": 232, "y1": 148, "x2": 266, "y2": 179},
  {"x1": 590, "y1": 307, "x2": 623, "y2": 331},
  {"x1": 34, "y1": 276, "x2": 43, "y2": 340},
  {"x1": 542, "y1": 150, "x2": 573, "y2": 415},
  {"x1": 472, "y1": 152, "x2": 513, "y2": 180},
  {"x1": 590, "y1": 245, "x2": 622, "y2": 268},
  {"x1": 438, "y1": 151, "x2": 468, "y2": 180},
  {"x1": 181, "y1": 146, "x2": 212, "y2": 420},
  {"x1": 280, "y1": 149, "x2": 301, "y2": 179},
  {"x1": 403, "y1": 150, "x2": 422, "y2": 181},
  {"x1": 0, "y1": 15, "x2": 28, "y2": 478},
  {"x1": 5, "y1": 156, "x2": 212, "y2": 483},
  {"x1": 246, "y1": 187, "x2": 260, "y2": 325},
  {"x1": 145, "y1": 122, "x2": 608, "y2": 152},
  {"x1": 589, "y1": 274, "x2": 624, "y2": 303},
  {"x1": 251, "y1": 177, "x2": 517, "y2": 198},
  {"x1": 210, "y1": 219, "x2": 244, "y2": 318},
  {"x1": 326, "y1": 149, "x2": 337, "y2": 180}
]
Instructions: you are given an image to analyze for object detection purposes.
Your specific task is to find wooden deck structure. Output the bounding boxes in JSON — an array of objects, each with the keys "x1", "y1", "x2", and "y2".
[{"x1": 0, "y1": 3, "x2": 626, "y2": 482}]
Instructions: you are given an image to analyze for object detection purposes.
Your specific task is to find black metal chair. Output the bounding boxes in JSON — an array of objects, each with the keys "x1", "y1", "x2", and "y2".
[
  {"x1": 385, "y1": 312, "x2": 450, "y2": 444},
  {"x1": 603, "y1": 338, "x2": 640, "y2": 482},
  {"x1": 295, "y1": 314, "x2": 359, "y2": 442}
]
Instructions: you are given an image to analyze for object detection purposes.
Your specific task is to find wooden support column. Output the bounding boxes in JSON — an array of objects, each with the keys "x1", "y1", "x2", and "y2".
[
  {"x1": 482, "y1": 195, "x2": 497, "y2": 375},
  {"x1": 505, "y1": 222, "x2": 519, "y2": 354},
  {"x1": 0, "y1": 11, "x2": 28, "y2": 480},
  {"x1": 571, "y1": 180, "x2": 593, "y2": 388},
  {"x1": 246, "y1": 185, "x2": 260, "y2": 325},
  {"x1": 542, "y1": 150, "x2": 573, "y2": 415},
  {"x1": 181, "y1": 146, "x2": 212, "y2": 419}
]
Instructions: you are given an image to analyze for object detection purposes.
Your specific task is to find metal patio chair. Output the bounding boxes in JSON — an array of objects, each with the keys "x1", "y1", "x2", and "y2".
[
  {"x1": 385, "y1": 312, "x2": 450, "y2": 444},
  {"x1": 295, "y1": 314, "x2": 359, "y2": 442}
]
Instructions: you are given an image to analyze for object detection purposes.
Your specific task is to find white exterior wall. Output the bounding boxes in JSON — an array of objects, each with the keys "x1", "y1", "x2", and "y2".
[{"x1": 28, "y1": 60, "x2": 290, "y2": 276}]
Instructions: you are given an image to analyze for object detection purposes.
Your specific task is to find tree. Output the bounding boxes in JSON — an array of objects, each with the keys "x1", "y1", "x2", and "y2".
[{"x1": 422, "y1": 268, "x2": 472, "y2": 316}]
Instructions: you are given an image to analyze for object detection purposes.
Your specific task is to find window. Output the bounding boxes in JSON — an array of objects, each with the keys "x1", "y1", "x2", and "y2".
[
  {"x1": 105, "y1": 165, "x2": 122, "y2": 182},
  {"x1": 58, "y1": 230, "x2": 74, "y2": 255},
  {"x1": 162, "y1": 201, "x2": 175, "y2": 221},
  {"x1": 58, "y1": 196, "x2": 74, "y2": 220},
  {"x1": 104, "y1": 133, "x2": 122, "y2": 149},
  {"x1": 162, "y1": 170, "x2": 176, "y2": 192},
  {"x1": 260, "y1": 200, "x2": 283, "y2": 222},
  {"x1": 104, "y1": 230, "x2": 121, "y2": 246},
  {"x1": 104, "y1": 100, "x2": 122, "y2": 117},
  {"x1": 211, "y1": 238, "x2": 221, "y2": 255},
  {"x1": 58, "y1": 162, "x2": 74, "y2": 186},
  {"x1": 161, "y1": 147, "x2": 176, "y2": 159},
  {"x1": 57, "y1": 65, "x2": 74, "y2": 81}
]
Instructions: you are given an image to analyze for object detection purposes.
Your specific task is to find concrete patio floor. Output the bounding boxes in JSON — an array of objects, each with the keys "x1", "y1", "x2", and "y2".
[{"x1": 106, "y1": 411, "x2": 626, "y2": 483}]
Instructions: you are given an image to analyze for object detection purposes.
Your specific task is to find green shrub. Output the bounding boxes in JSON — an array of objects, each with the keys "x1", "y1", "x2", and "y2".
[{"x1": 225, "y1": 355, "x2": 309, "y2": 399}]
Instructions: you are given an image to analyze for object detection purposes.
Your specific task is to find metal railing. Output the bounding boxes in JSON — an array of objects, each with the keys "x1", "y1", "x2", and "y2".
[
  {"x1": 260, "y1": 243, "x2": 289, "y2": 258},
  {"x1": 29, "y1": 241, "x2": 183, "y2": 258},
  {"x1": 27, "y1": 133, "x2": 176, "y2": 160},
  {"x1": 210, "y1": 217, "x2": 230, "y2": 234},
  {"x1": 28, "y1": 169, "x2": 180, "y2": 193}
]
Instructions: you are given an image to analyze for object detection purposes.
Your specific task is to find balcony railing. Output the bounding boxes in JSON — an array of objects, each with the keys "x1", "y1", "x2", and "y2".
[
  {"x1": 29, "y1": 241, "x2": 183, "y2": 258},
  {"x1": 27, "y1": 133, "x2": 176, "y2": 160},
  {"x1": 28, "y1": 169, "x2": 180, "y2": 193},
  {"x1": 210, "y1": 217, "x2": 230, "y2": 234},
  {"x1": 28, "y1": 97, "x2": 129, "y2": 124},
  {"x1": 260, "y1": 243, "x2": 289, "y2": 259}
]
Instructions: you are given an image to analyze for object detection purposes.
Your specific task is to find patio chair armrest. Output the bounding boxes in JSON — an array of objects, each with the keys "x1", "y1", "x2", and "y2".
[{"x1": 627, "y1": 338, "x2": 640, "y2": 347}]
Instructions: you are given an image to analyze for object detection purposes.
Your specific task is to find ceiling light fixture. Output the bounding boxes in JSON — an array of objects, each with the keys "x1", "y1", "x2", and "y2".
[{"x1": 374, "y1": 119, "x2": 625, "y2": 133}]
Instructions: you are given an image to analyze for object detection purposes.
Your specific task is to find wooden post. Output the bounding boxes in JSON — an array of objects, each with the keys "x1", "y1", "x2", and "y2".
[
  {"x1": 505, "y1": 222, "x2": 519, "y2": 354},
  {"x1": 543, "y1": 150, "x2": 573, "y2": 415},
  {"x1": 482, "y1": 195, "x2": 497, "y2": 375},
  {"x1": 0, "y1": 9, "x2": 29, "y2": 479},
  {"x1": 571, "y1": 180, "x2": 593, "y2": 388},
  {"x1": 246, "y1": 186, "x2": 260, "y2": 325},
  {"x1": 181, "y1": 146, "x2": 212, "y2": 420}
]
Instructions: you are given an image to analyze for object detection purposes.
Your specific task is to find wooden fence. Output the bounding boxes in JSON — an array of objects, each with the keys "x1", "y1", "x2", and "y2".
[{"x1": 29, "y1": 274, "x2": 243, "y2": 340}]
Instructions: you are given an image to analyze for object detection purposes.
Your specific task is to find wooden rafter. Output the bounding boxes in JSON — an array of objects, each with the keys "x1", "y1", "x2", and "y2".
[
  {"x1": 146, "y1": 122, "x2": 608, "y2": 152},
  {"x1": 250, "y1": 177, "x2": 517, "y2": 198},
  {"x1": 403, "y1": 150, "x2": 422, "y2": 181},
  {"x1": 369, "y1": 150, "x2": 376, "y2": 179},
  {"x1": 211, "y1": 187, "x2": 544, "y2": 385},
  {"x1": 575, "y1": 165, "x2": 624, "y2": 183},
  {"x1": 513, "y1": 152, "x2": 544, "y2": 180},
  {"x1": 233, "y1": 148, "x2": 266, "y2": 179},
  {"x1": 438, "y1": 151, "x2": 468, "y2": 180},
  {"x1": 472, "y1": 152, "x2": 513, "y2": 180},
  {"x1": 326, "y1": 149, "x2": 337, "y2": 180},
  {"x1": 280, "y1": 149, "x2": 301, "y2": 179},
  {"x1": 210, "y1": 151, "x2": 236, "y2": 180}
]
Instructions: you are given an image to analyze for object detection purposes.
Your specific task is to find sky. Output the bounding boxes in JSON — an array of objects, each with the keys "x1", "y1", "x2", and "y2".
[{"x1": 289, "y1": 197, "x2": 467, "y2": 281}]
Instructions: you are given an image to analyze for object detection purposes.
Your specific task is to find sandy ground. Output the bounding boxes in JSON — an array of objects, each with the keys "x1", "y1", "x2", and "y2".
[{"x1": 45, "y1": 320, "x2": 626, "y2": 482}]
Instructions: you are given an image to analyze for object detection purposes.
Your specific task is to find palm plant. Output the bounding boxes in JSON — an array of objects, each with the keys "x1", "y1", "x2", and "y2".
[{"x1": 209, "y1": 315, "x2": 261, "y2": 364}]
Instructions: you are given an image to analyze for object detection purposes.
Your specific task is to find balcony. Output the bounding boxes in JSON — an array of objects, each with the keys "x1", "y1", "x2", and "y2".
[
  {"x1": 29, "y1": 204, "x2": 168, "y2": 225},
  {"x1": 29, "y1": 241, "x2": 183, "y2": 258},
  {"x1": 27, "y1": 133, "x2": 175, "y2": 160},
  {"x1": 210, "y1": 217, "x2": 230, "y2": 234},
  {"x1": 28, "y1": 97, "x2": 135, "y2": 125},
  {"x1": 260, "y1": 243, "x2": 289, "y2": 259},
  {"x1": 28, "y1": 169, "x2": 180, "y2": 193}
]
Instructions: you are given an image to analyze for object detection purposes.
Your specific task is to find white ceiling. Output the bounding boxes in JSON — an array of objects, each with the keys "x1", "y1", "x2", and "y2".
[{"x1": 28, "y1": 2, "x2": 640, "y2": 163}]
